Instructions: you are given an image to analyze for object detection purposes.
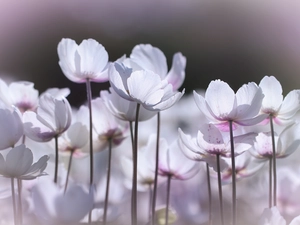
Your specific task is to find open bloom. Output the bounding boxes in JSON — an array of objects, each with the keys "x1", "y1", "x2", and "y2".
[
  {"x1": 0, "y1": 144, "x2": 49, "y2": 180},
  {"x1": 0, "y1": 107, "x2": 23, "y2": 150},
  {"x1": 259, "y1": 76, "x2": 300, "y2": 125},
  {"x1": 57, "y1": 38, "x2": 109, "y2": 83},
  {"x1": 194, "y1": 80, "x2": 266, "y2": 131},
  {"x1": 23, "y1": 93, "x2": 72, "y2": 142},
  {"x1": 129, "y1": 44, "x2": 186, "y2": 90},
  {"x1": 109, "y1": 62, "x2": 184, "y2": 111}
]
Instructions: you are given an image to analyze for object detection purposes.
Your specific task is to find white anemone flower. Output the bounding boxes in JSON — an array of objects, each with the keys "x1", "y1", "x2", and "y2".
[
  {"x1": 194, "y1": 80, "x2": 266, "y2": 131},
  {"x1": 0, "y1": 144, "x2": 49, "y2": 180},
  {"x1": 129, "y1": 44, "x2": 186, "y2": 90},
  {"x1": 259, "y1": 76, "x2": 300, "y2": 125},
  {"x1": 23, "y1": 93, "x2": 72, "y2": 142},
  {"x1": 258, "y1": 207, "x2": 286, "y2": 225},
  {"x1": 0, "y1": 79, "x2": 39, "y2": 113},
  {"x1": 32, "y1": 178, "x2": 94, "y2": 224},
  {"x1": 57, "y1": 38, "x2": 109, "y2": 83},
  {"x1": 0, "y1": 107, "x2": 23, "y2": 150},
  {"x1": 109, "y1": 62, "x2": 184, "y2": 111},
  {"x1": 101, "y1": 87, "x2": 157, "y2": 122}
]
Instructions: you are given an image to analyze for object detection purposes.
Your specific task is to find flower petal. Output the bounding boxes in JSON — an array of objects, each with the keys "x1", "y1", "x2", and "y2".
[{"x1": 165, "y1": 52, "x2": 186, "y2": 90}]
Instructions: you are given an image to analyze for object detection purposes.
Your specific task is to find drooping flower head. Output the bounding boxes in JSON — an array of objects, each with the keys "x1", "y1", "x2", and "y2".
[
  {"x1": 194, "y1": 80, "x2": 266, "y2": 131},
  {"x1": 57, "y1": 38, "x2": 109, "y2": 83}
]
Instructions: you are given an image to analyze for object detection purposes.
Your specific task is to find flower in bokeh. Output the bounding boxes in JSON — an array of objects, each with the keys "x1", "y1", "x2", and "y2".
[
  {"x1": 194, "y1": 80, "x2": 266, "y2": 131},
  {"x1": 259, "y1": 76, "x2": 300, "y2": 125},
  {"x1": 57, "y1": 38, "x2": 109, "y2": 83},
  {"x1": 0, "y1": 107, "x2": 23, "y2": 150},
  {"x1": 23, "y1": 93, "x2": 72, "y2": 142},
  {"x1": 0, "y1": 144, "x2": 49, "y2": 180},
  {"x1": 258, "y1": 207, "x2": 286, "y2": 225}
]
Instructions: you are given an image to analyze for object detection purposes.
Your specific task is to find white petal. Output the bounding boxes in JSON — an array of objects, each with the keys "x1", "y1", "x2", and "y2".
[
  {"x1": 54, "y1": 97, "x2": 72, "y2": 134},
  {"x1": 193, "y1": 90, "x2": 216, "y2": 121},
  {"x1": 165, "y1": 52, "x2": 186, "y2": 90},
  {"x1": 67, "y1": 122, "x2": 88, "y2": 149},
  {"x1": 278, "y1": 90, "x2": 300, "y2": 119}
]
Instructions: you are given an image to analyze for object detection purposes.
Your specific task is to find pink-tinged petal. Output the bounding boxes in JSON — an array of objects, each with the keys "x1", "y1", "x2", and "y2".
[
  {"x1": 55, "y1": 185, "x2": 94, "y2": 222},
  {"x1": 165, "y1": 52, "x2": 186, "y2": 90},
  {"x1": 178, "y1": 128, "x2": 206, "y2": 155},
  {"x1": 76, "y1": 39, "x2": 109, "y2": 81},
  {"x1": 57, "y1": 38, "x2": 83, "y2": 83},
  {"x1": 23, "y1": 111, "x2": 56, "y2": 142},
  {"x1": 193, "y1": 91, "x2": 216, "y2": 122},
  {"x1": 108, "y1": 63, "x2": 133, "y2": 101},
  {"x1": 205, "y1": 80, "x2": 235, "y2": 119},
  {"x1": 235, "y1": 114, "x2": 268, "y2": 126},
  {"x1": 198, "y1": 124, "x2": 225, "y2": 145},
  {"x1": 127, "y1": 70, "x2": 164, "y2": 105},
  {"x1": 233, "y1": 132, "x2": 257, "y2": 155},
  {"x1": 251, "y1": 132, "x2": 274, "y2": 158},
  {"x1": 130, "y1": 44, "x2": 168, "y2": 77},
  {"x1": 203, "y1": 154, "x2": 228, "y2": 172},
  {"x1": 5, "y1": 145, "x2": 33, "y2": 178},
  {"x1": 259, "y1": 76, "x2": 283, "y2": 113},
  {"x1": 277, "y1": 90, "x2": 300, "y2": 119}
]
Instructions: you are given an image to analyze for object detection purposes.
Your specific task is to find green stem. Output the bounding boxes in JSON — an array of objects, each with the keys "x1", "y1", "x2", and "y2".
[
  {"x1": 206, "y1": 163, "x2": 212, "y2": 225},
  {"x1": 165, "y1": 175, "x2": 172, "y2": 225},
  {"x1": 132, "y1": 103, "x2": 140, "y2": 225},
  {"x1": 269, "y1": 115, "x2": 277, "y2": 206},
  {"x1": 103, "y1": 138, "x2": 113, "y2": 225},
  {"x1": 217, "y1": 154, "x2": 224, "y2": 225},
  {"x1": 152, "y1": 112, "x2": 160, "y2": 225},
  {"x1": 229, "y1": 120, "x2": 236, "y2": 225},
  {"x1": 54, "y1": 135, "x2": 59, "y2": 183},
  {"x1": 64, "y1": 150, "x2": 74, "y2": 194}
]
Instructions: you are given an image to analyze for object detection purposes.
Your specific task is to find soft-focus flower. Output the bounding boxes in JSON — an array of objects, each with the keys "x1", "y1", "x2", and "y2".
[
  {"x1": 250, "y1": 123, "x2": 300, "y2": 160},
  {"x1": 109, "y1": 62, "x2": 184, "y2": 111},
  {"x1": 258, "y1": 207, "x2": 286, "y2": 225},
  {"x1": 101, "y1": 87, "x2": 157, "y2": 122},
  {"x1": 259, "y1": 76, "x2": 300, "y2": 125},
  {"x1": 129, "y1": 44, "x2": 186, "y2": 90},
  {"x1": 0, "y1": 144, "x2": 49, "y2": 180},
  {"x1": 32, "y1": 178, "x2": 94, "y2": 224},
  {"x1": 23, "y1": 93, "x2": 72, "y2": 142},
  {"x1": 0, "y1": 107, "x2": 23, "y2": 150},
  {"x1": 57, "y1": 38, "x2": 109, "y2": 83},
  {"x1": 194, "y1": 80, "x2": 266, "y2": 131},
  {"x1": 39, "y1": 87, "x2": 70, "y2": 101},
  {"x1": 0, "y1": 79, "x2": 39, "y2": 113}
]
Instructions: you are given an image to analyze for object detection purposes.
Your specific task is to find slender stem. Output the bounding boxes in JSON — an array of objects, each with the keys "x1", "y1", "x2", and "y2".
[
  {"x1": 165, "y1": 175, "x2": 172, "y2": 225},
  {"x1": 11, "y1": 178, "x2": 17, "y2": 225},
  {"x1": 148, "y1": 184, "x2": 153, "y2": 223},
  {"x1": 86, "y1": 78, "x2": 94, "y2": 186},
  {"x1": 129, "y1": 121, "x2": 134, "y2": 147},
  {"x1": 206, "y1": 163, "x2": 212, "y2": 225},
  {"x1": 54, "y1": 135, "x2": 59, "y2": 183},
  {"x1": 229, "y1": 120, "x2": 236, "y2": 225},
  {"x1": 64, "y1": 150, "x2": 74, "y2": 194},
  {"x1": 269, "y1": 115, "x2": 277, "y2": 206},
  {"x1": 216, "y1": 154, "x2": 224, "y2": 225},
  {"x1": 17, "y1": 179, "x2": 23, "y2": 225},
  {"x1": 22, "y1": 135, "x2": 26, "y2": 145},
  {"x1": 103, "y1": 139, "x2": 113, "y2": 225},
  {"x1": 152, "y1": 112, "x2": 161, "y2": 225},
  {"x1": 132, "y1": 103, "x2": 140, "y2": 225},
  {"x1": 269, "y1": 157, "x2": 273, "y2": 208}
]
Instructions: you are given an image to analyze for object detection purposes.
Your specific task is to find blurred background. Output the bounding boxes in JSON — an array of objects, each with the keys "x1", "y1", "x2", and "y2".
[{"x1": 1, "y1": 0, "x2": 300, "y2": 106}]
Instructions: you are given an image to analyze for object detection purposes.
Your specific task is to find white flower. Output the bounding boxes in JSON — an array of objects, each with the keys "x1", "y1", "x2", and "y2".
[
  {"x1": 23, "y1": 93, "x2": 72, "y2": 142},
  {"x1": 57, "y1": 38, "x2": 109, "y2": 83},
  {"x1": 194, "y1": 80, "x2": 266, "y2": 131},
  {"x1": 259, "y1": 76, "x2": 300, "y2": 125},
  {"x1": 0, "y1": 144, "x2": 49, "y2": 180},
  {"x1": 258, "y1": 207, "x2": 286, "y2": 225},
  {"x1": 0, "y1": 107, "x2": 23, "y2": 150}
]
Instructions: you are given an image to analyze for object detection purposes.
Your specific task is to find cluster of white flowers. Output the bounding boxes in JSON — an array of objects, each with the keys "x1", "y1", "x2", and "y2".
[{"x1": 0, "y1": 38, "x2": 299, "y2": 225}]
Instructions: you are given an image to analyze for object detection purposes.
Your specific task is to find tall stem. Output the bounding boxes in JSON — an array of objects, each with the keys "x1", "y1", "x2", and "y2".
[
  {"x1": 17, "y1": 179, "x2": 23, "y2": 225},
  {"x1": 269, "y1": 157, "x2": 273, "y2": 208},
  {"x1": 152, "y1": 112, "x2": 160, "y2": 225},
  {"x1": 216, "y1": 154, "x2": 224, "y2": 225},
  {"x1": 148, "y1": 184, "x2": 153, "y2": 223},
  {"x1": 165, "y1": 175, "x2": 172, "y2": 225},
  {"x1": 269, "y1": 115, "x2": 277, "y2": 206},
  {"x1": 11, "y1": 178, "x2": 17, "y2": 225},
  {"x1": 54, "y1": 135, "x2": 59, "y2": 183},
  {"x1": 229, "y1": 120, "x2": 236, "y2": 225},
  {"x1": 64, "y1": 150, "x2": 74, "y2": 194},
  {"x1": 86, "y1": 78, "x2": 94, "y2": 186},
  {"x1": 103, "y1": 138, "x2": 113, "y2": 225},
  {"x1": 206, "y1": 163, "x2": 212, "y2": 225},
  {"x1": 132, "y1": 104, "x2": 140, "y2": 225}
]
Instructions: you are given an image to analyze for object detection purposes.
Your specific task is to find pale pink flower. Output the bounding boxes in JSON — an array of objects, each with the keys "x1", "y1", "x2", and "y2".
[{"x1": 57, "y1": 38, "x2": 109, "y2": 83}]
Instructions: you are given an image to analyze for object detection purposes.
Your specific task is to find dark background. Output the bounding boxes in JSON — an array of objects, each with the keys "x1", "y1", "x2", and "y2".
[{"x1": 1, "y1": 0, "x2": 300, "y2": 107}]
